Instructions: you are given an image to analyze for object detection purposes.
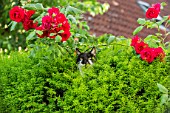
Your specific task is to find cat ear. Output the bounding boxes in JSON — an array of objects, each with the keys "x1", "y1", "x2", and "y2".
[
  {"x1": 75, "y1": 48, "x2": 81, "y2": 55},
  {"x1": 90, "y1": 47, "x2": 96, "y2": 57}
]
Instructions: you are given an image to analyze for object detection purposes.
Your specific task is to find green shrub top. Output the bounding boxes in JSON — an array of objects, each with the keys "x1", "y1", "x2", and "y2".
[{"x1": 0, "y1": 42, "x2": 169, "y2": 112}]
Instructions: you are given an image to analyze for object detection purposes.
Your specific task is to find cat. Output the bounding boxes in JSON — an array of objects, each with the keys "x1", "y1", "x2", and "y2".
[{"x1": 75, "y1": 47, "x2": 96, "y2": 65}]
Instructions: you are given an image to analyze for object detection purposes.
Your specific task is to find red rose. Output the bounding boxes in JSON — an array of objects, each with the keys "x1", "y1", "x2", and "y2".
[
  {"x1": 146, "y1": 7, "x2": 159, "y2": 19},
  {"x1": 24, "y1": 10, "x2": 35, "y2": 20},
  {"x1": 48, "y1": 7, "x2": 59, "y2": 16},
  {"x1": 36, "y1": 7, "x2": 71, "y2": 41},
  {"x1": 60, "y1": 30, "x2": 71, "y2": 42},
  {"x1": 134, "y1": 41, "x2": 148, "y2": 54},
  {"x1": 61, "y1": 20, "x2": 70, "y2": 31},
  {"x1": 140, "y1": 48, "x2": 155, "y2": 63},
  {"x1": 42, "y1": 15, "x2": 52, "y2": 30},
  {"x1": 57, "y1": 13, "x2": 67, "y2": 23},
  {"x1": 146, "y1": 3, "x2": 161, "y2": 19},
  {"x1": 9, "y1": 6, "x2": 25, "y2": 22},
  {"x1": 131, "y1": 35, "x2": 140, "y2": 47},
  {"x1": 153, "y1": 47, "x2": 165, "y2": 62},
  {"x1": 22, "y1": 18, "x2": 37, "y2": 31}
]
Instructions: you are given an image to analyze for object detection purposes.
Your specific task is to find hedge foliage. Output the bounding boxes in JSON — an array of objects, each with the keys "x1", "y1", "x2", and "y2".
[{"x1": 0, "y1": 40, "x2": 169, "y2": 112}]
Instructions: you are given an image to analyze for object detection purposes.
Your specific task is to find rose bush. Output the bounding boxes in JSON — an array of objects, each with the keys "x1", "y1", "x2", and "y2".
[
  {"x1": 7, "y1": 1, "x2": 109, "y2": 58},
  {"x1": 9, "y1": 6, "x2": 70, "y2": 42},
  {"x1": 0, "y1": 0, "x2": 109, "y2": 53},
  {"x1": 132, "y1": 2, "x2": 170, "y2": 63}
]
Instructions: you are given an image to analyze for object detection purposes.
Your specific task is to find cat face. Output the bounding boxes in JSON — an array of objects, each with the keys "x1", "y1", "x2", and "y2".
[{"x1": 76, "y1": 47, "x2": 96, "y2": 65}]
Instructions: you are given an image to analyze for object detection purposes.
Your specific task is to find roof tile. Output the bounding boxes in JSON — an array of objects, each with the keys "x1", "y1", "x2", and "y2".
[{"x1": 84, "y1": 0, "x2": 170, "y2": 41}]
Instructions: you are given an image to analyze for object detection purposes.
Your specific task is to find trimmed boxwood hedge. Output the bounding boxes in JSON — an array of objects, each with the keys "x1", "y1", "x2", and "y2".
[{"x1": 0, "y1": 43, "x2": 169, "y2": 113}]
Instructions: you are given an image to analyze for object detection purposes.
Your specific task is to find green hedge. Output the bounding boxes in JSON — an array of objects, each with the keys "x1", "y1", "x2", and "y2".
[
  {"x1": 0, "y1": 50, "x2": 77, "y2": 112},
  {"x1": 62, "y1": 46, "x2": 170, "y2": 113},
  {"x1": 0, "y1": 43, "x2": 169, "y2": 112}
]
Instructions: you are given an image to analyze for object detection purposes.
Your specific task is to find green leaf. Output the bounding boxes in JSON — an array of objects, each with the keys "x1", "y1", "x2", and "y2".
[
  {"x1": 60, "y1": 7, "x2": 66, "y2": 14},
  {"x1": 137, "y1": 18, "x2": 146, "y2": 25},
  {"x1": 168, "y1": 98, "x2": 170, "y2": 102},
  {"x1": 144, "y1": 35, "x2": 159, "y2": 42},
  {"x1": 165, "y1": 42, "x2": 170, "y2": 46},
  {"x1": 58, "y1": 30, "x2": 64, "y2": 34},
  {"x1": 157, "y1": 83, "x2": 168, "y2": 94},
  {"x1": 155, "y1": 33, "x2": 162, "y2": 37},
  {"x1": 150, "y1": 23, "x2": 157, "y2": 28},
  {"x1": 23, "y1": 4, "x2": 36, "y2": 9},
  {"x1": 84, "y1": 25, "x2": 90, "y2": 30},
  {"x1": 66, "y1": 6, "x2": 82, "y2": 14},
  {"x1": 102, "y1": 3, "x2": 110, "y2": 12},
  {"x1": 23, "y1": 3, "x2": 44, "y2": 10},
  {"x1": 36, "y1": 30, "x2": 43, "y2": 35},
  {"x1": 56, "y1": 47, "x2": 62, "y2": 57},
  {"x1": 34, "y1": 3, "x2": 44, "y2": 10},
  {"x1": 75, "y1": 33, "x2": 80, "y2": 37},
  {"x1": 167, "y1": 20, "x2": 170, "y2": 24},
  {"x1": 29, "y1": 49, "x2": 36, "y2": 58},
  {"x1": 58, "y1": 23, "x2": 62, "y2": 27},
  {"x1": 28, "y1": 44, "x2": 35, "y2": 48},
  {"x1": 62, "y1": 41, "x2": 68, "y2": 46},
  {"x1": 144, "y1": 35, "x2": 153, "y2": 42},
  {"x1": 67, "y1": 15, "x2": 77, "y2": 24},
  {"x1": 107, "y1": 36, "x2": 115, "y2": 44},
  {"x1": 7, "y1": 44, "x2": 12, "y2": 50},
  {"x1": 133, "y1": 26, "x2": 144, "y2": 35},
  {"x1": 34, "y1": 12, "x2": 46, "y2": 21},
  {"x1": 161, "y1": 2, "x2": 167, "y2": 9},
  {"x1": 156, "y1": 20, "x2": 166, "y2": 26},
  {"x1": 8, "y1": 21, "x2": 12, "y2": 27},
  {"x1": 161, "y1": 94, "x2": 168, "y2": 105},
  {"x1": 58, "y1": 45, "x2": 66, "y2": 54},
  {"x1": 26, "y1": 30, "x2": 36, "y2": 41},
  {"x1": 163, "y1": 16, "x2": 169, "y2": 21},
  {"x1": 50, "y1": 33, "x2": 57, "y2": 36},
  {"x1": 55, "y1": 35, "x2": 62, "y2": 42},
  {"x1": 10, "y1": 21, "x2": 17, "y2": 31}
]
